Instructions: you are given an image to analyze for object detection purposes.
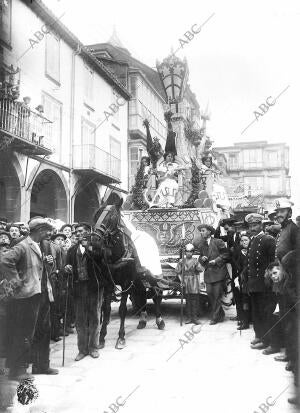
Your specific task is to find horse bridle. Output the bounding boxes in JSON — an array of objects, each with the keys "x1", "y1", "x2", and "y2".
[{"x1": 86, "y1": 229, "x2": 134, "y2": 295}]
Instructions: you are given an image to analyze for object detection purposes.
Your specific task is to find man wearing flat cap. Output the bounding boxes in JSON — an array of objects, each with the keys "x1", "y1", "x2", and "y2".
[
  {"x1": 243, "y1": 213, "x2": 276, "y2": 350},
  {"x1": 0, "y1": 217, "x2": 58, "y2": 379},
  {"x1": 194, "y1": 224, "x2": 230, "y2": 325}
]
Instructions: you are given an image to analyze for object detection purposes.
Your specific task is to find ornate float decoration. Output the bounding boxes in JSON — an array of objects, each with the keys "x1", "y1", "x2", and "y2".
[{"x1": 123, "y1": 54, "x2": 231, "y2": 298}]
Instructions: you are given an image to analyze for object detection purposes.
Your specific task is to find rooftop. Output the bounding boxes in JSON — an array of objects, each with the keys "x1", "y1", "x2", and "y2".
[{"x1": 23, "y1": 0, "x2": 131, "y2": 99}]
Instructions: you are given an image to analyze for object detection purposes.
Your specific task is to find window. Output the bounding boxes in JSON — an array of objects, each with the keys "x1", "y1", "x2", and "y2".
[
  {"x1": 228, "y1": 153, "x2": 238, "y2": 169},
  {"x1": 0, "y1": 0, "x2": 11, "y2": 46},
  {"x1": 266, "y1": 150, "x2": 279, "y2": 167},
  {"x1": 243, "y1": 149, "x2": 263, "y2": 168},
  {"x1": 42, "y1": 93, "x2": 62, "y2": 159},
  {"x1": 81, "y1": 118, "x2": 95, "y2": 145},
  {"x1": 268, "y1": 176, "x2": 281, "y2": 195},
  {"x1": 243, "y1": 176, "x2": 264, "y2": 196},
  {"x1": 130, "y1": 77, "x2": 137, "y2": 97},
  {"x1": 129, "y1": 146, "x2": 143, "y2": 188},
  {"x1": 45, "y1": 33, "x2": 60, "y2": 83},
  {"x1": 84, "y1": 65, "x2": 94, "y2": 104},
  {"x1": 110, "y1": 137, "x2": 121, "y2": 179}
]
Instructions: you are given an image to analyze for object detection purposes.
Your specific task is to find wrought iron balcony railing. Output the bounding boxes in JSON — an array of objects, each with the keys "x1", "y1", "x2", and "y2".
[
  {"x1": 0, "y1": 98, "x2": 53, "y2": 155},
  {"x1": 73, "y1": 144, "x2": 121, "y2": 183}
]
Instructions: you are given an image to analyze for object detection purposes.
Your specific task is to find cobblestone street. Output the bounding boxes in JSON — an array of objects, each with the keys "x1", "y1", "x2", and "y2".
[{"x1": 6, "y1": 301, "x2": 298, "y2": 413}]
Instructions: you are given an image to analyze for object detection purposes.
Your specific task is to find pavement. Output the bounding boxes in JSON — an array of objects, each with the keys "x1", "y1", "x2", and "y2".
[{"x1": 1, "y1": 300, "x2": 298, "y2": 413}]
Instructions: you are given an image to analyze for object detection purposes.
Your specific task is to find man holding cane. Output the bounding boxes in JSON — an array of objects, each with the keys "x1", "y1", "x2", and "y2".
[
  {"x1": 0, "y1": 217, "x2": 58, "y2": 379},
  {"x1": 65, "y1": 223, "x2": 105, "y2": 362}
]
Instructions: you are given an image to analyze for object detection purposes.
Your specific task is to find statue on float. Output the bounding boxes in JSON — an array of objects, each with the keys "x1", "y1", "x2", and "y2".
[{"x1": 126, "y1": 108, "x2": 229, "y2": 214}]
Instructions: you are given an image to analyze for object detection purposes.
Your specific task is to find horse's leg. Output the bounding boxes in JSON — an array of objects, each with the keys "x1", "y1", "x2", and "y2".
[
  {"x1": 115, "y1": 291, "x2": 128, "y2": 349},
  {"x1": 99, "y1": 289, "x2": 112, "y2": 349},
  {"x1": 133, "y1": 278, "x2": 147, "y2": 329},
  {"x1": 153, "y1": 288, "x2": 165, "y2": 330}
]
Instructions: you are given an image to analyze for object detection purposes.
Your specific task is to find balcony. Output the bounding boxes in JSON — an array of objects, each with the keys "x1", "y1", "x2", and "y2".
[
  {"x1": 73, "y1": 144, "x2": 121, "y2": 184},
  {"x1": 129, "y1": 99, "x2": 166, "y2": 141},
  {"x1": 0, "y1": 99, "x2": 53, "y2": 156}
]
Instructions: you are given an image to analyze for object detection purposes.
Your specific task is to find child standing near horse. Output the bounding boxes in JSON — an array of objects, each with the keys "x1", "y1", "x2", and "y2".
[{"x1": 176, "y1": 243, "x2": 204, "y2": 325}]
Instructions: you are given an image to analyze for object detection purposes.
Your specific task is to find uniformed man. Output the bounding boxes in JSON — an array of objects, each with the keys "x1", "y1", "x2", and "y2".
[
  {"x1": 242, "y1": 213, "x2": 276, "y2": 350},
  {"x1": 273, "y1": 199, "x2": 300, "y2": 263},
  {"x1": 272, "y1": 199, "x2": 300, "y2": 403}
]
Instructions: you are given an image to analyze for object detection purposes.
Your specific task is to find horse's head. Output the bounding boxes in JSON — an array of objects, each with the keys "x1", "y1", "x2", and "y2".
[{"x1": 83, "y1": 228, "x2": 113, "y2": 261}]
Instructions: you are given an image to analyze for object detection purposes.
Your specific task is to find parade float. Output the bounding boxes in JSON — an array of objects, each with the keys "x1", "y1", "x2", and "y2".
[{"x1": 123, "y1": 54, "x2": 231, "y2": 299}]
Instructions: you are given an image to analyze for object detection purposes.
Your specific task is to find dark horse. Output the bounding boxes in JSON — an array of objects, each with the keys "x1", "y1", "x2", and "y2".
[{"x1": 91, "y1": 199, "x2": 166, "y2": 350}]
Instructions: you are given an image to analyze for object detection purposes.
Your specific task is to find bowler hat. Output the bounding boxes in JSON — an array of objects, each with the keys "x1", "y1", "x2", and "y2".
[
  {"x1": 197, "y1": 224, "x2": 216, "y2": 235},
  {"x1": 221, "y1": 217, "x2": 236, "y2": 226}
]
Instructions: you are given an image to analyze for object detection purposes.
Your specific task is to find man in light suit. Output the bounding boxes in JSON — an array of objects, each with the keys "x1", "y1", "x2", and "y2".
[
  {"x1": 0, "y1": 217, "x2": 56, "y2": 379},
  {"x1": 194, "y1": 224, "x2": 230, "y2": 325}
]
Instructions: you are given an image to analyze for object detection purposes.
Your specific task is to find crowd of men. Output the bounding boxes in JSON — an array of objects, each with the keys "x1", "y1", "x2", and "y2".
[
  {"x1": 0, "y1": 197, "x2": 299, "y2": 407},
  {"x1": 0, "y1": 217, "x2": 105, "y2": 382},
  {"x1": 207, "y1": 199, "x2": 299, "y2": 406}
]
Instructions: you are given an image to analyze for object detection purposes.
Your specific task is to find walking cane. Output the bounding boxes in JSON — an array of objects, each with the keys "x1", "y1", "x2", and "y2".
[
  {"x1": 62, "y1": 274, "x2": 69, "y2": 367},
  {"x1": 180, "y1": 253, "x2": 184, "y2": 326},
  {"x1": 180, "y1": 225, "x2": 186, "y2": 326}
]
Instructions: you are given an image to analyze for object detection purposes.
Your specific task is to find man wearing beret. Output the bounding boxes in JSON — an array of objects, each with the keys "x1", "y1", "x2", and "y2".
[
  {"x1": 194, "y1": 224, "x2": 230, "y2": 325},
  {"x1": 243, "y1": 213, "x2": 276, "y2": 350},
  {"x1": 0, "y1": 218, "x2": 58, "y2": 379}
]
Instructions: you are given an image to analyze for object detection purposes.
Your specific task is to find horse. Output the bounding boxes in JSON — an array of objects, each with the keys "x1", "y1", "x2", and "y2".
[{"x1": 91, "y1": 200, "x2": 166, "y2": 350}]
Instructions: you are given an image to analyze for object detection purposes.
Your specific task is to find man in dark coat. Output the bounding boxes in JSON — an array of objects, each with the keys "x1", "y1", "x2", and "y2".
[
  {"x1": 274, "y1": 199, "x2": 300, "y2": 263},
  {"x1": 194, "y1": 224, "x2": 230, "y2": 325},
  {"x1": 0, "y1": 218, "x2": 57, "y2": 379},
  {"x1": 215, "y1": 217, "x2": 242, "y2": 322},
  {"x1": 65, "y1": 223, "x2": 106, "y2": 361},
  {"x1": 242, "y1": 213, "x2": 276, "y2": 350},
  {"x1": 31, "y1": 225, "x2": 59, "y2": 376},
  {"x1": 272, "y1": 200, "x2": 300, "y2": 362},
  {"x1": 0, "y1": 231, "x2": 12, "y2": 365}
]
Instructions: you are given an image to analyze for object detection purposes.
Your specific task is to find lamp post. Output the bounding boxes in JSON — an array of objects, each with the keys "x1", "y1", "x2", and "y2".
[{"x1": 156, "y1": 54, "x2": 189, "y2": 115}]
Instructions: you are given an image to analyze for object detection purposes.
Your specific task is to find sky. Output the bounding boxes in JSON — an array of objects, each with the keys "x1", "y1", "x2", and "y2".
[{"x1": 44, "y1": 0, "x2": 300, "y2": 213}]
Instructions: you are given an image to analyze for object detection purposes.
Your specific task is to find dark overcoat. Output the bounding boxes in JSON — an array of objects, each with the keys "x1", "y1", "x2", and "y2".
[
  {"x1": 194, "y1": 237, "x2": 229, "y2": 284},
  {"x1": 243, "y1": 233, "x2": 275, "y2": 293}
]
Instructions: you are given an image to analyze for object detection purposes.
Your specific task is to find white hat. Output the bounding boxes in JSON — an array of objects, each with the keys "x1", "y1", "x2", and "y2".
[
  {"x1": 245, "y1": 213, "x2": 264, "y2": 224},
  {"x1": 274, "y1": 198, "x2": 294, "y2": 211},
  {"x1": 185, "y1": 243, "x2": 195, "y2": 252}
]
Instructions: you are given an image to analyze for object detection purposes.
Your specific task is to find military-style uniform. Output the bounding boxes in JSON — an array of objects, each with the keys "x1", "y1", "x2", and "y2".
[
  {"x1": 275, "y1": 219, "x2": 300, "y2": 263},
  {"x1": 244, "y1": 231, "x2": 276, "y2": 343}
]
